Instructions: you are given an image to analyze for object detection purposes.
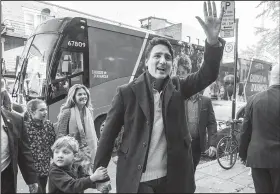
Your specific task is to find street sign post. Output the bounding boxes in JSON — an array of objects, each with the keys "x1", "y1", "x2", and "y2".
[
  {"x1": 220, "y1": 1, "x2": 235, "y2": 38},
  {"x1": 223, "y1": 42, "x2": 235, "y2": 63},
  {"x1": 231, "y1": 18, "x2": 238, "y2": 120}
]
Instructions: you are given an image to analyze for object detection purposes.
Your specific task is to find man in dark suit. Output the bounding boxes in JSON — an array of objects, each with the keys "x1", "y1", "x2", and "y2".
[
  {"x1": 94, "y1": 2, "x2": 225, "y2": 193},
  {"x1": 239, "y1": 63, "x2": 280, "y2": 193},
  {"x1": 1, "y1": 108, "x2": 38, "y2": 193},
  {"x1": 185, "y1": 92, "x2": 217, "y2": 172}
]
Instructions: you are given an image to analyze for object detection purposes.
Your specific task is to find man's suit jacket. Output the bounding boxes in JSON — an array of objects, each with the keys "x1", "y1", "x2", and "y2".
[
  {"x1": 239, "y1": 85, "x2": 280, "y2": 168},
  {"x1": 185, "y1": 95, "x2": 217, "y2": 152},
  {"x1": 94, "y1": 39, "x2": 225, "y2": 193},
  {"x1": 1, "y1": 108, "x2": 38, "y2": 192}
]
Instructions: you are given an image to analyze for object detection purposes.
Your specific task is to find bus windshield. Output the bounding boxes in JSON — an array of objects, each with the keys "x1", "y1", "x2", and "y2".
[{"x1": 16, "y1": 34, "x2": 59, "y2": 99}]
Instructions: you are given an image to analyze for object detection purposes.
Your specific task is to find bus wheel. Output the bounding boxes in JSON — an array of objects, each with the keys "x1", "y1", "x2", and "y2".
[{"x1": 94, "y1": 115, "x2": 106, "y2": 139}]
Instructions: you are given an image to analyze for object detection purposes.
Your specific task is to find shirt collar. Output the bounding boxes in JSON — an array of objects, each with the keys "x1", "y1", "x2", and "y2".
[{"x1": 189, "y1": 93, "x2": 200, "y2": 102}]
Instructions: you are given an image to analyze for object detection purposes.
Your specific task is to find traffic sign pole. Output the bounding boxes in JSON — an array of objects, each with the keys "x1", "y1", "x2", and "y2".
[{"x1": 231, "y1": 18, "x2": 239, "y2": 120}]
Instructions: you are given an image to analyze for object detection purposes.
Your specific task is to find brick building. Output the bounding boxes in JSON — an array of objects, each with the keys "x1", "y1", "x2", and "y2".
[
  {"x1": 139, "y1": 16, "x2": 206, "y2": 45},
  {"x1": 139, "y1": 16, "x2": 175, "y2": 31}
]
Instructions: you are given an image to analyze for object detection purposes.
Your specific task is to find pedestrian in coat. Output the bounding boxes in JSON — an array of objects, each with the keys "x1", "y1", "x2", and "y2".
[
  {"x1": 23, "y1": 99, "x2": 56, "y2": 193},
  {"x1": 1, "y1": 108, "x2": 38, "y2": 193},
  {"x1": 239, "y1": 63, "x2": 280, "y2": 193},
  {"x1": 94, "y1": 2, "x2": 225, "y2": 193},
  {"x1": 185, "y1": 93, "x2": 217, "y2": 172}
]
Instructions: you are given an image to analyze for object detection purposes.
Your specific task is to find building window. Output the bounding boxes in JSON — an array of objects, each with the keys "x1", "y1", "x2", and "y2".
[{"x1": 22, "y1": 7, "x2": 54, "y2": 36}]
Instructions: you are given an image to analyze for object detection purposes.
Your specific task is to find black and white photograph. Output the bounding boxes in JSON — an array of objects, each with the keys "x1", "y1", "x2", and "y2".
[{"x1": 1, "y1": 1, "x2": 279, "y2": 193}]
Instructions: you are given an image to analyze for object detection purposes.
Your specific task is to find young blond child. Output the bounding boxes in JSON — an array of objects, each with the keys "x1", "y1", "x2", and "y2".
[{"x1": 48, "y1": 136, "x2": 109, "y2": 193}]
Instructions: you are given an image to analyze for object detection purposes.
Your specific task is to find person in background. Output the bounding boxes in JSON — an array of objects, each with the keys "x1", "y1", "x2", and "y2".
[
  {"x1": 176, "y1": 55, "x2": 192, "y2": 79},
  {"x1": 1, "y1": 107, "x2": 38, "y2": 193},
  {"x1": 239, "y1": 63, "x2": 280, "y2": 193},
  {"x1": 176, "y1": 50, "x2": 218, "y2": 173},
  {"x1": 1, "y1": 78, "x2": 12, "y2": 111},
  {"x1": 210, "y1": 80, "x2": 220, "y2": 100},
  {"x1": 23, "y1": 99, "x2": 56, "y2": 193},
  {"x1": 226, "y1": 83, "x2": 233, "y2": 101},
  {"x1": 48, "y1": 136, "x2": 110, "y2": 193},
  {"x1": 238, "y1": 82, "x2": 244, "y2": 102},
  {"x1": 185, "y1": 92, "x2": 217, "y2": 172}
]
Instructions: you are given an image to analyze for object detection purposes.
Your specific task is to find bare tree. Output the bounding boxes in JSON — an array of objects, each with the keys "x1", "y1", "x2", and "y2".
[{"x1": 254, "y1": 1, "x2": 279, "y2": 63}]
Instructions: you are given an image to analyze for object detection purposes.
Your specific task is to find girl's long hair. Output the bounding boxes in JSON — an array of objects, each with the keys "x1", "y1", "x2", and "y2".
[
  {"x1": 23, "y1": 99, "x2": 46, "y2": 121},
  {"x1": 57, "y1": 84, "x2": 93, "y2": 120}
]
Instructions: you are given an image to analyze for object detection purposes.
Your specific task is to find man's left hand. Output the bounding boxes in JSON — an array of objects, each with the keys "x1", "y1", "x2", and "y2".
[
  {"x1": 28, "y1": 183, "x2": 38, "y2": 193},
  {"x1": 196, "y1": 1, "x2": 224, "y2": 45},
  {"x1": 208, "y1": 146, "x2": 217, "y2": 157}
]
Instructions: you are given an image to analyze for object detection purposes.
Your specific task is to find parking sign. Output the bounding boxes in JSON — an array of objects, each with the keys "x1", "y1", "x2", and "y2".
[{"x1": 220, "y1": 1, "x2": 235, "y2": 38}]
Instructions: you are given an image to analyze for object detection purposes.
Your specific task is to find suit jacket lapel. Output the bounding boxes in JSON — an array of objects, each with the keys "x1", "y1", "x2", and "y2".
[
  {"x1": 131, "y1": 73, "x2": 151, "y2": 123},
  {"x1": 164, "y1": 79, "x2": 175, "y2": 117},
  {"x1": 197, "y1": 96, "x2": 202, "y2": 126}
]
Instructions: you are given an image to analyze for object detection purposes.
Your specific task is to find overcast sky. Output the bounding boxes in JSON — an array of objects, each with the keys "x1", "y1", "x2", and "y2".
[{"x1": 46, "y1": 1, "x2": 274, "y2": 50}]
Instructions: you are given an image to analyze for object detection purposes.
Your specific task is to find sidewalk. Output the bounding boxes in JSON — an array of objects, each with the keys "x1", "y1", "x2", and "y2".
[
  {"x1": 195, "y1": 160, "x2": 254, "y2": 193},
  {"x1": 18, "y1": 159, "x2": 254, "y2": 193},
  {"x1": 89, "y1": 159, "x2": 254, "y2": 193}
]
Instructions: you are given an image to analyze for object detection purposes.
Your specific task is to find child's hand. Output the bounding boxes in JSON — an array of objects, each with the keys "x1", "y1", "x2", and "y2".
[
  {"x1": 101, "y1": 184, "x2": 112, "y2": 193},
  {"x1": 96, "y1": 181, "x2": 111, "y2": 193},
  {"x1": 90, "y1": 166, "x2": 108, "y2": 182}
]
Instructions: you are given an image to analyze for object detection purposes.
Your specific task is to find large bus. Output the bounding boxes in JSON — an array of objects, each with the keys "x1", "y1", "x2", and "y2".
[{"x1": 12, "y1": 17, "x2": 204, "y2": 137}]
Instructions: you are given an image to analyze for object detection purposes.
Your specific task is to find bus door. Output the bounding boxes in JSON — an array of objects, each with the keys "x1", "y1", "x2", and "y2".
[
  {"x1": 47, "y1": 49, "x2": 87, "y2": 122},
  {"x1": 46, "y1": 17, "x2": 89, "y2": 122}
]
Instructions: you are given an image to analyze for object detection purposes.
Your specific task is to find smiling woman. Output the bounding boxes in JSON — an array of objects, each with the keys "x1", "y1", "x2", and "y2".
[{"x1": 55, "y1": 84, "x2": 98, "y2": 175}]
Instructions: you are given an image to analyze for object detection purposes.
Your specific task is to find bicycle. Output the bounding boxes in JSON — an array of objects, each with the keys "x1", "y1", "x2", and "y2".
[{"x1": 216, "y1": 119, "x2": 243, "y2": 170}]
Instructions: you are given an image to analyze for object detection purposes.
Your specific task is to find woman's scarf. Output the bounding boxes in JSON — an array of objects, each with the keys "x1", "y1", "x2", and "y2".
[{"x1": 69, "y1": 106, "x2": 97, "y2": 164}]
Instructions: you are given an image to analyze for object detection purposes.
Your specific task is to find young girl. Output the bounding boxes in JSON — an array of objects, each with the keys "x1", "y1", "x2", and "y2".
[
  {"x1": 24, "y1": 99, "x2": 56, "y2": 193},
  {"x1": 56, "y1": 84, "x2": 98, "y2": 174},
  {"x1": 48, "y1": 136, "x2": 109, "y2": 193}
]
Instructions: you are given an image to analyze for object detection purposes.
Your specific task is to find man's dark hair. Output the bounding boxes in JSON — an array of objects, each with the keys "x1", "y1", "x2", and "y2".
[{"x1": 145, "y1": 37, "x2": 174, "y2": 61}]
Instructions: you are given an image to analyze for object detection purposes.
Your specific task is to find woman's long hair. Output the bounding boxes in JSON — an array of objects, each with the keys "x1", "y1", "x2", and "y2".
[{"x1": 57, "y1": 84, "x2": 93, "y2": 120}]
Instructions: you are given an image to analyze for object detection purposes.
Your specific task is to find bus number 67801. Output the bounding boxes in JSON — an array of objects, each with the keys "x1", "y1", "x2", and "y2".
[{"x1": 67, "y1": 40, "x2": 86, "y2": 48}]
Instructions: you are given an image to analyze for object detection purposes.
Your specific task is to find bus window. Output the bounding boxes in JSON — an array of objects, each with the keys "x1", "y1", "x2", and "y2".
[
  {"x1": 49, "y1": 80, "x2": 69, "y2": 100},
  {"x1": 22, "y1": 34, "x2": 58, "y2": 99},
  {"x1": 55, "y1": 51, "x2": 84, "y2": 79},
  {"x1": 88, "y1": 27, "x2": 143, "y2": 86},
  {"x1": 48, "y1": 51, "x2": 84, "y2": 102}
]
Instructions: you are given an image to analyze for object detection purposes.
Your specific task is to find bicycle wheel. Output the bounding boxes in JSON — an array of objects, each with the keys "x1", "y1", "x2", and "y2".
[{"x1": 216, "y1": 136, "x2": 238, "y2": 170}]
